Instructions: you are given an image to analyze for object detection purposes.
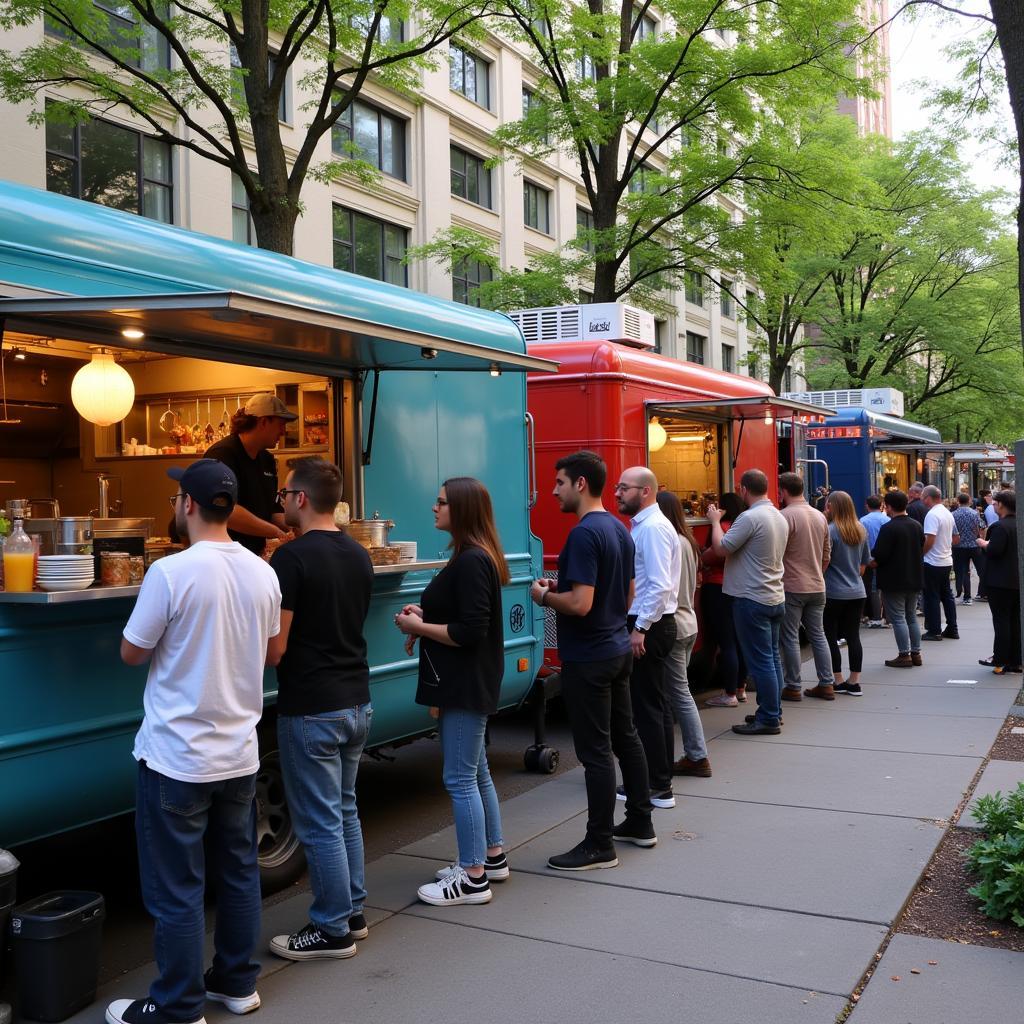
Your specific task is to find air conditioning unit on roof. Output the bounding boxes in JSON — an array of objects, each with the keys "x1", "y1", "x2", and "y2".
[
  {"x1": 508, "y1": 303, "x2": 656, "y2": 349},
  {"x1": 781, "y1": 388, "x2": 904, "y2": 418}
]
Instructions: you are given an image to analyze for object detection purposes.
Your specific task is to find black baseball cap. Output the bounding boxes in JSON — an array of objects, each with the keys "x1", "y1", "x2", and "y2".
[{"x1": 168, "y1": 459, "x2": 238, "y2": 512}]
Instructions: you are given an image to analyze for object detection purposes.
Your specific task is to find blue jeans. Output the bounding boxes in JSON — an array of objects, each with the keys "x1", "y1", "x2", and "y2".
[
  {"x1": 883, "y1": 590, "x2": 922, "y2": 655},
  {"x1": 136, "y1": 761, "x2": 260, "y2": 1022},
  {"x1": 438, "y1": 708, "x2": 503, "y2": 867},
  {"x1": 732, "y1": 597, "x2": 786, "y2": 726},
  {"x1": 278, "y1": 704, "x2": 371, "y2": 937},
  {"x1": 665, "y1": 632, "x2": 707, "y2": 761}
]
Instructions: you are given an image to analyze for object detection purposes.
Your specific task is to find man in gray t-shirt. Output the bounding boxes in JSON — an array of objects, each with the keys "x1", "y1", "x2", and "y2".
[{"x1": 708, "y1": 469, "x2": 789, "y2": 735}]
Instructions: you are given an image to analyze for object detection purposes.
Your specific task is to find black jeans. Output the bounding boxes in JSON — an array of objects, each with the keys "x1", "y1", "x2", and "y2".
[
  {"x1": 987, "y1": 585, "x2": 1022, "y2": 667},
  {"x1": 701, "y1": 583, "x2": 746, "y2": 693},
  {"x1": 823, "y1": 597, "x2": 864, "y2": 674},
  {"x1": 862, "y1": 566, "x2": 881, "y2": 621},
  {"x1": 923, "y1": 563, "x2": 958, "y2": 635},
  {"x1": 627, "y1": 614, "x2": 677, "y2": 793},
  {"x1": 952, "y1": 547, "x2": 984, "y2": 600},
  {"x1": 560, "y1": 654, "x2": 652, "y2": 848}
]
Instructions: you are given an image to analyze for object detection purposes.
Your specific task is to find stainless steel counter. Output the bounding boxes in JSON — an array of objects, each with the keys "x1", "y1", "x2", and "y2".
[{"x1": 372, "y1": 559, "x2": 447, "y2": 575}]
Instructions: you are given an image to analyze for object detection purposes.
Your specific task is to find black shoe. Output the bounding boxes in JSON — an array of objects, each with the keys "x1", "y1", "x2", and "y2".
[
  {"x1": 270, "y1": 922, "x2": 356, "y2": 961},
  {"x1": 612, "y1": 818, "x2": 657, "y2": 847},
  {"x1": 204, "y1": 969, "x2": 261, "y2": 1015},
  {"x1": 106, "y1": 1000, "x2": 203, "y2": 1024},
  {"x1": 979, "y1": 656, "x2": 996, "y2": 666},
  {"x1": 834, "y1": 681, "x2": 863, "y2": 695},
  {"x1": 348, "y1": 913, "x2": 369, "y2": 940},
  {"x1": 745, "y1": 713, "x2": 783, "y2": 726},
  {"x1": 942, "y1": 629, "x2": 960, "y2": 639},
  {"x1": 732, "y1": 721, "x2": 781, "y2": 736},
  {"x1": 548, "y1": 840, "x2": 619, "y2": 871},
  {"x1": 921, "y1": 632, "x2": 944, "y2": 642}
]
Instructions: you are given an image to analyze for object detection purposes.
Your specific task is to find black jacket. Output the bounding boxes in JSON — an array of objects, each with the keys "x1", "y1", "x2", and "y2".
[
  {"x1": 983, "y1": 515, "x2": 1018, "y2": 590},
  {"x1": 415, "y1": 547, "x2": 504, "y2": 715},
  {"x1": 872, "y1": 515, "x2": 924, "y2": 592}
]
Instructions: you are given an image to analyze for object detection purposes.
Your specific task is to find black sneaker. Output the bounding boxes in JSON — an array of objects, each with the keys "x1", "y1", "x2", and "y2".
[
  {"x1": 106, "y1": 1000, "x2": 204, "y2": 1024},
  {"x1": 612, "y1": 818, "x2": 657, "y2": 847},
  {"x1": 270, "y1": 922, "x2": 356, "y2": 961},
  {"x1": 547, "y1": 841, "x2": 619, "y2": 871},
  {"x1": 921, "y1": 632, "x2": 944, "y2": 642},
  {"x1": 745, "y1": 713, "x2": 784, "y2": 726},
  {"x1": 834, "y1": 681, "x2": 862, "y2": 696},
  {"x1": 348, "y1": 913, "x2": 369, "y2": 940},
  {"x1": 942, "y1": 629, "x2": 960, "y2": 639},
  {"x1": 617, "y1": 785, "x2": 674, "y2": 808}
]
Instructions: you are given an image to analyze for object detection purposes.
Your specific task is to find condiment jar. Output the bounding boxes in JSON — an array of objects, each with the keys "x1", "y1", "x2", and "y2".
[{"x1": 100, "y1": 551, "x2": 131, "y2": 587}]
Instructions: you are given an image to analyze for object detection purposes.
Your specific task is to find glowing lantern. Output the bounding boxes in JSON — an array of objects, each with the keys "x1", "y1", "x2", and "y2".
[{"x1": 71, "y1": 351, "x2": 135, "y2": 426}]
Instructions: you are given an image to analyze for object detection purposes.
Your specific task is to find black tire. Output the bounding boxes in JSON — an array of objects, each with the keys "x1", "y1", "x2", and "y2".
[
  {"x1": 523, "y1": 745, "x2": 541, "y2": 772},
  {"x1": 537, "y1": 747, "x2": 559, "y2": 774},
  {"x1": 255, "y1": 748, "x2": 306, "y2": 894}
]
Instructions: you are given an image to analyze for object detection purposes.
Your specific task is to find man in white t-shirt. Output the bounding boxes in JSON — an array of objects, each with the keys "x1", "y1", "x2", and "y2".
[
  {"x1": 107, "y1": 460, "x2": 281, "y2": 1024},
  {"x1": 920, "y1": 485, "x2": 960, "y2": 642}
]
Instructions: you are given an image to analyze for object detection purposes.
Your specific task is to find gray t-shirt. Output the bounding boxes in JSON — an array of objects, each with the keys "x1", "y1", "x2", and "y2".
[
  {"x1": 824, "y1": 523, "x2": 871, "y2": 600},
  {"x1": 721, "y1": 499, "x2": 788, "y2": 606}
]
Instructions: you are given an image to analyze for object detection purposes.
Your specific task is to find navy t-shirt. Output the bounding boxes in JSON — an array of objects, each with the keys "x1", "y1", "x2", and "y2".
[{"x1": 556, "y1": 510, "x2": 634, "y2": 662}]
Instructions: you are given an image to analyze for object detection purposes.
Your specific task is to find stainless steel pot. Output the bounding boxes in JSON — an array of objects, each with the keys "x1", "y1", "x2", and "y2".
[
  {"x1": 57, "y1": 516, "x2": 94, "y2": 552},
  {"x1": 341, "y1": 519, "x2": 394, "y2": 549}
]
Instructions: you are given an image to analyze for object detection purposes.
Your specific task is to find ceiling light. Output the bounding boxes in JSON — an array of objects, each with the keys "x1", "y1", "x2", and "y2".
[
  {"x1": 420, "y1": 347, "x2": 438, "y2": 360},
  {"x1": 669, "y1": 435, "x2": 710, "y2": 442},
  {"x1": 121, "y1": 328, "x2": 145, "y2": 340},
  {"x1": 489, "y1": 363, "x2": 501, "y2": 377},
  {"x1": 71, "y1": 350, "x2": 135, "y2": 426},
  {"x1": 12, "y1": 347, "x2": 26, "y2": 360},
  {"x1": 648, "y1": 416, "x2": 667, "y2": 452}
]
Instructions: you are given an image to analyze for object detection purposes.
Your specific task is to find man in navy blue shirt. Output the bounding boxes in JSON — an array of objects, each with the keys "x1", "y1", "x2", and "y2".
[{"x1": 531, "y1": 450, "x2": 654, "y2": 871}]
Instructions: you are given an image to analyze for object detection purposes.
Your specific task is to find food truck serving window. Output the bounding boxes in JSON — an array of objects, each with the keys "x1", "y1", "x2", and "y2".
[{"x1": 648, "y1": 418, "x2": 726, "y2": 518}]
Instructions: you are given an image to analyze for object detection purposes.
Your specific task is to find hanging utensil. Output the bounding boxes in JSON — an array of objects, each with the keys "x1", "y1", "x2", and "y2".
[
  {"x1": 204, "y1": 398, "x2": 215, "y2": 444},
  {"x1": 159, "y1": 400, "x2": 177, "y2": 434},
  {"x1": 0, "y1": 344, "x2": 22, "y2": 425}
]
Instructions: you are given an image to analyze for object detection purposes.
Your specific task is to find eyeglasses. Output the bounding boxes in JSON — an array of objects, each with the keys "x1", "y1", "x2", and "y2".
[
  {"x1": 434, "y1": 498, "x2": 449, "y2": 507},
  {"x1": 613, "y1": 483, "x2": 643, "y2": 494},
  {"x1": 276, "y1": 488, "x2": 304, "y2": 503},
  {"x1": 168, "y1": 494, "x2": 182, "y2": 509}
]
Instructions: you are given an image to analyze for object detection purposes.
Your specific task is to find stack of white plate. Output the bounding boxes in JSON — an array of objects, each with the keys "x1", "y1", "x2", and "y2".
[{"x1": 36, "y1": 554, "x2": 95, "y2": 592}]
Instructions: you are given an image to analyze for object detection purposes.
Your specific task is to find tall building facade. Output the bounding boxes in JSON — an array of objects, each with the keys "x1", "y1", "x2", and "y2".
[{"x1": 838, "y1": 0, "x2": 893, "y2": 138}]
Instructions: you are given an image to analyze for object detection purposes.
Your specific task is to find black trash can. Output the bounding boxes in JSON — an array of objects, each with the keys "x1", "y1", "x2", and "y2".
[
  {"x1": 0, "y1": 849, "x2": 18, "y2": 985},
  {"x1": 10, "y1": 891, "x2": 105, "y2": 1023}
]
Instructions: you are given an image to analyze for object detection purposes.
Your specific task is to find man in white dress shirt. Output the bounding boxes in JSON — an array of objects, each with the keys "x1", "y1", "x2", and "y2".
[{"x1": 614, "y1": 467, "x2": 681, "y2": 809}]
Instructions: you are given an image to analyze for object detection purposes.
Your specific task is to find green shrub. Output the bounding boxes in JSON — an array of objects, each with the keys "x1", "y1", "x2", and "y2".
[{"x1": 965, "y1": 782, "x2": 1024, "y2": 927}]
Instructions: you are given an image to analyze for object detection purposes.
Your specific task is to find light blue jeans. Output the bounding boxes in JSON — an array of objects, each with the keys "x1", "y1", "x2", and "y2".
[
  {"x1": 883, "y1": 591, "x2": 922, "y2": 655},
  {"x1": 664, "y1": 632, "x2": 707, "y2": 761},
  {"x1": 278, "y1": 704, "x2": 372, "y2": 937},
  {"x1": 781, "y1": 591, "x2": 834, "y2": 690},
  {"x1": 439, "y1": 707, "x2": 504, "y2": 867}
]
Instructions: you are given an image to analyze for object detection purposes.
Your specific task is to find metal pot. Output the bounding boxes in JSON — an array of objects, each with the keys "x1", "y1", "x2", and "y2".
[
  {"x1": 57, "y1": 516, "x2": 94, "y2": 552},
  {"x1": 341, "y1": 519, "x2": 394, "y2": 549}
]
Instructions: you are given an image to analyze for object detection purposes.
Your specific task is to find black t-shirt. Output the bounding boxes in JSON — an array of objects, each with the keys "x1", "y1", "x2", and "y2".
[
  {"x1": 871, "y1": 515, "x2": 924, "y2": 592},
  {"x1": 270, "y1": 530, "x2": 374, "y2": 716},
  {"x1": 205, "y1": 434, "x2": 282, "y2": 555},
  {"x1": 907, "y1": 498, "x2": 927, "y2": 526},
  {"x1": 556, "y1": 510, "x2": 634, "y2": 663}
]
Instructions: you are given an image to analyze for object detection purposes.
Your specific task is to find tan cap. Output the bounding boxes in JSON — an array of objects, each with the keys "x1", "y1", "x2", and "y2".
[{"x1": 244, "y1": 392, "x2": 298, "y2": 421}]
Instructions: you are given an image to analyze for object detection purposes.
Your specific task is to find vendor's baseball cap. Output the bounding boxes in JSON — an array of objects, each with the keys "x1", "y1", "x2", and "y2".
[
  {"x1": 168, "y1": 459, "x2": 238, "y2": 512},
  {"x1": 244, "y1": 392, "x2": 298, "y2": 421}
]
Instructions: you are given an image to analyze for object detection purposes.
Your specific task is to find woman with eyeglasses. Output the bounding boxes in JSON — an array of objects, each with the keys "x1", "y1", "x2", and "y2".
[{"x1": 394, "y1": 478, "x2": 510, "y2": 906}]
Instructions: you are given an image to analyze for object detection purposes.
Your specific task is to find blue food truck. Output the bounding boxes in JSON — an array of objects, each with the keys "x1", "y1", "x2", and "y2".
[{"x1": 0, "y1": 182, "x2": 554, "y2": 887}]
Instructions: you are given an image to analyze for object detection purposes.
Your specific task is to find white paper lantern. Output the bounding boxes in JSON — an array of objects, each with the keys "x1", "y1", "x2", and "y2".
[
  {"x1": 71, "y1": 351, "x2": 135, "y2": 426},
  {"x1": 647, "y1": 416, "x2": 667, "y2": 453}
]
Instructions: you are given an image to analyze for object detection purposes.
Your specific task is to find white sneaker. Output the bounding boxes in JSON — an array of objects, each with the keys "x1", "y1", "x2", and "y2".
[
  {"x1": 418, "y1": 865, "x2": 492, "y2": 906},
  {"x1": 435, "y1": 852, "x2": 509, "y2": 882},
  {"x1": 205, "y1": 990, "x2": 261, "y2": 1015}
]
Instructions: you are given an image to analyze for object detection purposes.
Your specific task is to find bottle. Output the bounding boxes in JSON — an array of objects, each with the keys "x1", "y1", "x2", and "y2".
[{"x1": 2, "y1": 518, "x2": 35, "y2": 592}]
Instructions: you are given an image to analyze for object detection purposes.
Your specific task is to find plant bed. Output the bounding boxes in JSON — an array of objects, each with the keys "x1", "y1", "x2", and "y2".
[{"x1": 989, "y1": 714, "x2": 1024, "y2": 761}]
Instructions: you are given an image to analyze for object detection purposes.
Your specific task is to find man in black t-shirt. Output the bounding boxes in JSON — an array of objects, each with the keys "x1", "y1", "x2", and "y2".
[
  {"x1": 906, "y1": 482, "x2": 927, "y2": 526},
  {"x1": 205, "y1": 393, "x2": 296, "y2": 555},
  {"x1": 531, "y1": 450, "x2": 654, "y2": 872},
  {"x1": 266, "y1": 457, "x2": 374, "y2": 962}
]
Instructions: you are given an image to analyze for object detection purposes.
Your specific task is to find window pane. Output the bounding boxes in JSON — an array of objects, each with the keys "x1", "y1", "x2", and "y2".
[
  {"x1": 143, "y1": 137, "x2": 171, "y2": 182},
  {"x1": 231, "y1": 173, "x2": 248, "y2": 207},
  {"x1": 232, "y1": 205, "x2": 250, "y2": 245},
  {"x1": 332, "y1": 205, "x2": 351, "y2": 243},
  {"x1": 479, "y1": 164, "x2": 490, "y2": 208},
  {"x1": 143, "y1": 181, "x2": 172, "y2": 222},
  {"x1": 353, "y1": 214, "x2": 382, "y2": 279},
  {"x1": 382, "y1": 115, "x2": 404, "y2": 179},
  {"x1": 475, "y1": 57, "x2": 488, "y2": 107},
  {"x1": 45, "y1": 116, "x2": 75, "y2": 157},
  {"x1": 353, "y1": 103, "x2": 379, "y2": 165},
  {"x1": 80, "y1": 118, "x2": 139, "y2": 212},
  {"x1": 450, "y1": 46, "x2": 464, "y2": 93},
  {"x1": 464, "y1": 55, "x2": 476, "y2": 101},
  {"x1": 46, "y1": 155, "x2": 76, "y2": 196},
  {"x1": 467, "y1": 159, "x2": 480, "y2": 204}
]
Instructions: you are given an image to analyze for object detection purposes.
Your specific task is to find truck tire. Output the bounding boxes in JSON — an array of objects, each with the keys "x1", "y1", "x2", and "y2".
[{"x1": 255, "y1": 748, "x2": 306, "y2": 893}]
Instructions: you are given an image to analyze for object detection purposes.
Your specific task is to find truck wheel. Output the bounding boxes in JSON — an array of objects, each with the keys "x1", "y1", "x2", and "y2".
[
  {"x1": 255, "y1": 749, "x2": 306, "y2": 893},
  {"x1": 537, "y1": 746, "x2": 559, "y2": 774}
]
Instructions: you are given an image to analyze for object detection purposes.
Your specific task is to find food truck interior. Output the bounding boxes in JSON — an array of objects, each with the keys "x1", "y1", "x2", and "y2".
[{"x1": 646, "y1": 416, "x2": 727, "y2": 517}]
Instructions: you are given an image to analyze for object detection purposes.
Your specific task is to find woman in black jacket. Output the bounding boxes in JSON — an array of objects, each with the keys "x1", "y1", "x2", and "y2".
[
  {"x1": 395, "y1": 477, "x2": 510, "y2": 906},
  {"x1": 977, "y1": 490, "x2": 1020, "y2": 674}
]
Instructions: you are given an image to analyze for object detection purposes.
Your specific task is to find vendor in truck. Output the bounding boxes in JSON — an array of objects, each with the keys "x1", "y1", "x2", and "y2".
[{"x1": 204, "y1": 392, "x2": 296, "y2": 555}]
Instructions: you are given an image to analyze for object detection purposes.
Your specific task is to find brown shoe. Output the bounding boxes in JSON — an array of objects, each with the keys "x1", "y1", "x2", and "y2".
[
  {"x1": 910, "y1": 652, "x2": 922, "y2": 666},
  {"x1": 885, "y1": 655, "x2": 914, "y2": 668},
  {"x1": 781, "y1": 687, "x2": 803, "y2": 702},
  {"x1": 804, "y1": 684, "x2": 836, "y2": 701},
  {"x1": 672, "y1": 756, "x2": 712, "y2": 778}
]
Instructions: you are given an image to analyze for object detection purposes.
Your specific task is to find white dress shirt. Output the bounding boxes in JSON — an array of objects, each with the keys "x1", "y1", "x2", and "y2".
[{"x1": 628, "y1": 503, "x2": 681, "y2": 630}]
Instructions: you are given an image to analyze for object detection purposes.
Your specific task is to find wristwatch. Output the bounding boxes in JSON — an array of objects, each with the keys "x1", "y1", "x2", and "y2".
[{"x1": 635, "y1": 625, "x2": 648, "y2": 634}]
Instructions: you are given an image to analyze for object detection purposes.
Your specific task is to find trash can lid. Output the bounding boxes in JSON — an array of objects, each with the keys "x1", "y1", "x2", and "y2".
[
  {"x1": 0, "y1": 850, "x2": 19, "y2": 880},
  {"x1": 10, "y1": 891, "x2": 104, "y2": 941}
]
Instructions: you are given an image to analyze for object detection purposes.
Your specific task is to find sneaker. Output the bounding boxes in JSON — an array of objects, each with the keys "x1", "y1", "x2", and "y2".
[
  {"x1": 834, "y1": 681, "x2": 863, "y2": 695},
  {"x1": 867, "y1": 620, "x2": 886, "y2": 629},
  {"x1": 942, "y1": 629, "x2": 960, "y2": 639},
  {"x1": 921, "y1": 632, "x2": 944, "y2": 642},
  {"x1": 417, "y1": 866, "x2": 492, "y2": 906},
  {"x1": 348, "y1": 913, "x2": 369, "y2": 940},
  {"x1": 736, "y1": 687, "x2": 747, "y2": 703},
  {"x1": 651, "y1": 789, "x2": 676, "y2": 809},
  {"x1": 976, "y1": 595, "x2": 988, "y2": 602},
  {"x1": 911, "y1": 652, "x2": 922, "y2": 666},
  {"x1": 435, "y1": 852, "x2": 509, "y2": 883},
  {"x1": 107, "y1": 1000, "x2": 204, "y2": 1024},
  {"x1": 548, "y1": 841, "x2": 618, "y2": 871},
  {"x1": 704, "y1": 693, "x2": 738, "y2": 707},
  {"x1": 979, "y1": 656, "x2": 997, "y2": 666},
  {"x1": 672, "y1": 756, "x2": 712, "y2": 778},
  {"x1": 611, "y1": 818, "x2": 658, "y2": 847},
  {"x1": 204, "y1": 971, "x2": 260, "y2": 1015},
  {"x1": 732, "y1": 720, "x2": 781, "y2": 736},
  {"x1": 270, "y1": 922, "x2": 356, "y2": 961},
  {"x1": 803, "y1": 684, "x2": 835, "y2": 700},
  {"x1": 745, "y1": 713, "x2": 783, "y2": 726},
  {"x1": 781, "y1": 687, "x2": 803, "y2": 702},
  {"x1": 884, "y1": 655, "x2": 914, "y2": 668},
  {"x1": 961, "y1": 598, "x2": 973, "y2": 606}
]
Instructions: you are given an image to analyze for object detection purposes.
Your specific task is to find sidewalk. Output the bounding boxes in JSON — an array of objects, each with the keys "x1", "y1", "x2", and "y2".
[{"x1": 67, "y1": 602, "x2": 1024, "y2": 1024}]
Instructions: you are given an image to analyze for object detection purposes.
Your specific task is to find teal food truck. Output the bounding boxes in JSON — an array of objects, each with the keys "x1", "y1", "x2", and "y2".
[{"x1": 0, "y1": 182, "x2": 553, "y2": 887}]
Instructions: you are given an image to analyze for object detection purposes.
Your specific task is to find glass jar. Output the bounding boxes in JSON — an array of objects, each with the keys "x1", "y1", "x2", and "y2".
[{"x1": 100, "y1": 551, "x2": 132, "y2": 587}]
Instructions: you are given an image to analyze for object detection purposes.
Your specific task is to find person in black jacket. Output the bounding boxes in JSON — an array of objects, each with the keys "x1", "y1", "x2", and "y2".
[
  {"x1": 394, "y1": 477, "x2": 509, "y2": 906},
  {"x1": 977, "y1": 490, "x2": 1020, "y2": 673},
  {"x1": 871, "y1": 489, "x2": 925, "y2": 669}
]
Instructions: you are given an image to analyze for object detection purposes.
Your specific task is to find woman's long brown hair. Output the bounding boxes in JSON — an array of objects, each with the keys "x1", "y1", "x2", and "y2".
[
  {"x1": 656, "y1": 490, "x2": 701, "y2": 564},
  {"x1": 442, "y1": 476, "x2": 511, "y2": 584},
  {"x1": 826, "y1": 489, "x2": 866, "y2": 547}
]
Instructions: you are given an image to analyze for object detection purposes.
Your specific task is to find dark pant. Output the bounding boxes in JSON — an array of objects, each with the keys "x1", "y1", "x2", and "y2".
[
  {"x1": 952, "y1": 547, "x2": 984, "y2": 600},
  {"x1": 862, "y1": 566, "x2": 881, "y2": 621},
  {"x1": 627, "y1": 614, "x2": 677, "y2": 793},
  {"x1": 824, "y1": 597, "x2": 864, "y2": 674},
  {"x1": 923, "y1": 563, "x2": 958, "y2": 635},
  {"x1": 987, "y1": 585, "x2": 1022, "y2": 667},
  {"x1": 560, "y1": 654, "x2": 652, "y2": 848},
  {"x1": 701, "y1": 583, "x2": 746, "y2": 693},
  {"x1": 136, "y1": 762, "x2": 261, "y2": 1021}
]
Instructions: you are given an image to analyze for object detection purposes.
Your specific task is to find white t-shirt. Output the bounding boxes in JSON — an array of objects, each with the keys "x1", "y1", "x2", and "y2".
[
  {"x1": 923, "y1": 504, "x2": 956, "y2": 567},
  {"x1": 124, "y1": 541, "x2": 281, "y2": 783}
]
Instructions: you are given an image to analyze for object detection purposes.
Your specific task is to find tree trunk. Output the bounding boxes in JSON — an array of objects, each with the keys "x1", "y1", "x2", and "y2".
[{"x1": 251, "y1": 204, "x2": 301, "y2": 256}]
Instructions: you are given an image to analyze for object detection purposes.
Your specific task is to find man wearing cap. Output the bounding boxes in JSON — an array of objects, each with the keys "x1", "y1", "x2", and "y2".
[
  {"x1": 108, "y1": 460, "x2": 282, "y2": 1024},
  {"x1": 204, "y1": 392, "x2": 297, "y2": 555}
]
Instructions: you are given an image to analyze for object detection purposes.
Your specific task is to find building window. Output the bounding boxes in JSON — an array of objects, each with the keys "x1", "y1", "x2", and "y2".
[
  {"x1": 653, "y1": 320, "x2": 665, "y2": 354},
  {"x1": 332, "y1": 98, "x2": 406, "y2": 180},
  {"x1": 635, "y1": 14, "x2": 657, "y2": 40},
  {"x1": 450, "y1": 145, "x2": 492, "y2": 209},
  {"x1": 579, "y1": 288, "x2": 594, "y2": 304},
  {"x1": 720, "y1": 278, "x2": 734, "y2": 318},
  {"x1": 231, "y1": 173, "x2": 254, "y2": 246},
  {"x1": 45, "y1": 104, "x2": 172, "y2": 222},
  {"x1": 522, "y1": 85, "x2": 548, "y2": 143},
  {"x1": 523, "y1": 180, "x2": 550, "y2": 233},
  {"x1": 453, "y1": 258, "x2": 493, "y2": 306},
  {"x1": 350, "y1": 13, "x2": 404, "y2": 42},
  {"x1": 46, "y1": 2, "x2": 171, "y2": 71},
  {"x1": 450, "y1": 44, "x2": 489, "y2": 108},
  {"x1": 721, "y1": 344, "x2": 734, "y2": 373},
  {"x1": 332, "y1": 205, "x2": 407, "y2": 287},
  {"x1": 577, "y1": 55, "x2": 596, "y2": 81},
  {"x1": 686, "y1": 331, "x2": 706, "y2": 365},
  {"x1": 576, "y1": 206, "x2": 595, "y2": 254},
  {"x1": 628, "y1": 162, "x2": 658, "y2": 194},
  {"x1": 747, "y1": 353, "x2": 760, "y2": 378},
  {"x1": 684, "y1": 270, "x2": 705, "y2": 307}
]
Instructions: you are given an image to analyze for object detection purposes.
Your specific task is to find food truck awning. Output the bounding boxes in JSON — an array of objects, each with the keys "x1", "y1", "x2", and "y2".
[
  {"x1": 0, "y1": 292, "x2": 559, "y2": 376},
  {"x1": 879, "y1": 443, "x2": 1008, "y2": 462},
  {"x1": 645, "y1": 396, "x2": 835, "y2": 421}
]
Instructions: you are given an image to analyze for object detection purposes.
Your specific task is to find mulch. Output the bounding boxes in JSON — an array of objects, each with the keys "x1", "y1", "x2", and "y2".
[{"x1": 988, "y1": 714, "x2": 1024, "y2": 762}]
